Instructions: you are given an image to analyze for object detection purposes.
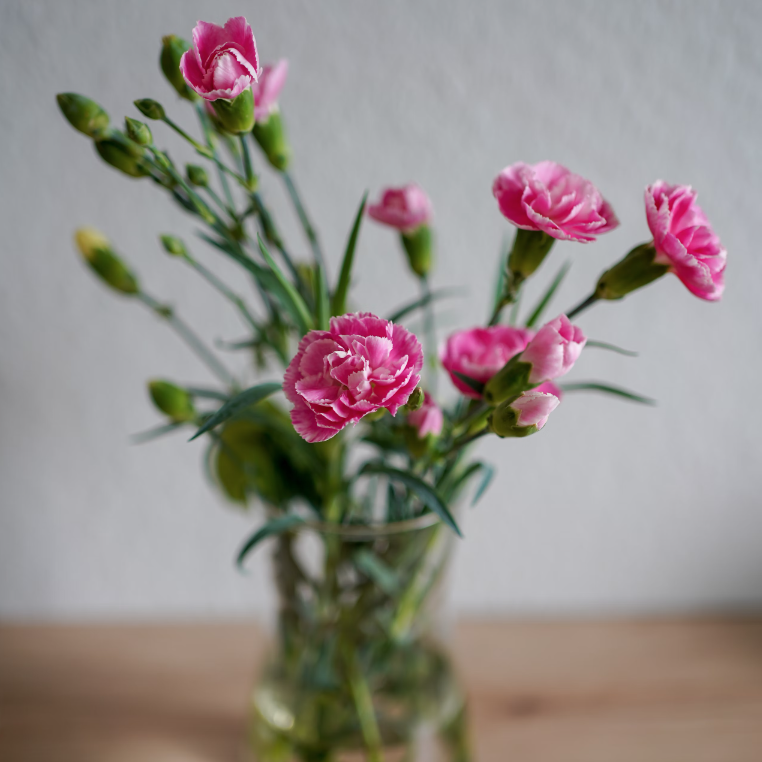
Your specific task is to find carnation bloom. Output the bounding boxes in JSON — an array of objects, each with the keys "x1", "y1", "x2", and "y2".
[
  {"x1": 493, "y1": 161, "x2": 619, "y2": 242},
  {"x1": 534, "y1": 380, "x2": 563, "y2": 400},
  {"x1": 510, "y1": 390, "x2": 560, "y2": 430},
  {"x1": 180, "y1": 17, "x2": 260, "y2": 101},
  {"x1": 408, "y1": 392, "x2": 444, "y2": 438},
  {"x1": 252, "y1": 60, "x2": 288, "y2": 121},
  {"x1": 441, "y1": 325, "x2": 534, "y2": 399},
  {"x1": 284, "y1": 313, "x2": 423, "y2": 443},
  {"x1": 367, "y1": 185, "x2": 433, "y2": 233},
  {"x1": 519, "y1": 315, "x2": 586, "y2": 384},
  {"x1": 645, "y1": 181, "x2": 726, "y2": 301}
]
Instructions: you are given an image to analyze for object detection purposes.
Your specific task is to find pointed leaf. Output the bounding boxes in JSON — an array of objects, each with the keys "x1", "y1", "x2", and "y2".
[
  {"x1": 560, "y1": 381, "x2": 656, "y2": 405},
  {"x1": 359, "y1": 462, "x2": 462, "y2": 537},
  {"x1": 332, "y1": 191, "x2": 368, "y2": 316},
  {"x1": 471, "y1": 463, "x2": 495, "y2": 506},
  {"x1": 386, "y1": 287, "x2": 465, "y2": 323},
  {"x1": 237, "y1": 514, "x2": 305, "y2": 569},
  {"x1": 130, "y1": 421, "x2": 184, "y2": 445},
  {"x1": 186, "y1": 386, "x2": 229, "y2": 401},
  {"x1": 585, "y1": 339, "x2": 639, "y2": 357},
  {"x1": 525, "y1": 261, "x2": 570, "y2": 328},
  {"x1": 451, "y1": 370, "x2": 485, "y2": 397},
  {"x1": 189, "y1": 381, "x2": 282, "y2": 440}
]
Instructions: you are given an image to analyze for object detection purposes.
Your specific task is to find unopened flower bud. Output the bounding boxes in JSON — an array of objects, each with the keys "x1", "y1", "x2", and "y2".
[
  {"x1": 148, "y1": 380, "x2": 196, "y2": 422},
  {"x1": 159, "y1": 234, "x2": 187, "y2": 257},
  {"x1": 56, "y1": 93, "x2": 110, "y2": 137},
  {"x1": 405, "y1": 387, "x2": 425, "y2": 411},
  {"x1": 508, "y1": 228, "x2": 555, "y2": 282},
  {"x1": 488, "y1": 390, "x2": 559, "y2": 438},
  {"x1": 75, "y1": 228, "x2": 139, "y2": 295},
  {"x1": 160, "y1": 35, "x2": 197, "y2": 101},
  {"x1": 185, "y1": 164, "x2": 209, "y2": 187},
  {"x1": 134, "y1": 98, "x2": 166, "y2": 120},
  {"x1": 401, "y1": 225, "x2": 433, "y2": 278},
  {"x1": 124, "y1": 117, "x2": 152, "y2": 146},
  {"x1": 252, "y1": 110, "x2": 291, "y2": 170},
  {"x1": 93, "y1": 129, "x2": 149, "y2": 178},
  {"x1": 594, "y1": 242, "x2": 670, "y2": 300},
  {"x1": 212, "y1": 88, "x2": 254, "y2": 134}
]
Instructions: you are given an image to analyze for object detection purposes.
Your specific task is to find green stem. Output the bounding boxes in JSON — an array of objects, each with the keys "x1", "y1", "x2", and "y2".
[
  {"x1": 138, "y1": 292, "x2": 237, "y2": 389},
  {"x1": 240, "y1": 133, "x2": 256, "y2": 189},
  {"x1": 420, "y1": 276, "x2": 437, "y2": 394},
  {"x1": 194, "y1": 102, "x2": 236, "y2": 209},
  {"x1": 251, "y1": 191, "x2": 301, "y2": 284},
  {"x1": 566, "y1": 292, "x2": 599, "y2": 320},
  {"x1": 283, "y1": 170, "x2": 325, "y2": 271},
  {"x1": 488, "y1": 273, "x2": 522, "y2": 326},
  {"x1": 344, "y1": 649, "x2": 384, "y2": 762},
  {"x1": 448, "y1": 426, "x2": 490, "y2": 457}
]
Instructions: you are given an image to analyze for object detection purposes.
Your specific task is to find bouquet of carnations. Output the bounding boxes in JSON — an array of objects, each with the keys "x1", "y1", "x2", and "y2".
[{"x1": 57, "y1": 14, "x2": 726, "y2": 762}]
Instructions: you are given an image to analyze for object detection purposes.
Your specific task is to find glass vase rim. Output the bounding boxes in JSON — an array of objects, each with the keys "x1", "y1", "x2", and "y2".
[{"x1": 298, "y1": 512, "x2": 441, "y2": 539}]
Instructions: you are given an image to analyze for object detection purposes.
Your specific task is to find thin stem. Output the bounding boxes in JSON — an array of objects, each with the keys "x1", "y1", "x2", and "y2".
[
  {"x1": 455, "y1": 401, "x2": 489, "y2": 432},
  {"x1": 162, "y1": 115, "x2": 208, "y2": 153},
  {"x1": 251, "y1": 191, "x2": 301, "y2": 283},
  {"x1": 566, "y1": 293, "x2": 599, "y2": 320},
  {"x1": 488, "y1": 273, "x2": 522, "y2": 326},
  {"x1": 194, "y1": 102, "x2": 236, "y2": 209},
  {"x1": 448, "y1": 426, "x2": 490, "y2": 456},
  {"x1": 420, "y1": 276, "x2": 437, "y2": 394},
  {"x1": 345, "y1": 649, "x2": 384, "y2": 762},
  {"x1": 240, "y1": 134, "x2": 256, "y2": 189},
  {"x1": 138, "y1": 292, "x2": 237, "y2": 389},
  {"x1": 283, "y1": 170, "x2": 325, "y2": 270}
]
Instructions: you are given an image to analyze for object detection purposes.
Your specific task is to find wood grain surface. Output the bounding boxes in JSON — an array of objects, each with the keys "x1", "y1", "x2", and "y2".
[{"x1": 1, "y1": 620, "x2": 761, "y2": 761}]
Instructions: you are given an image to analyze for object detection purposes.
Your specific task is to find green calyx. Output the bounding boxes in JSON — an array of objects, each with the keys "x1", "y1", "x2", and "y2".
[
  {"x1": 508, "y1": 228, "x2": 555, "y2": 281},
  {"x1": 595, "y1": 242, "x2": 670, "y2": 300},
  {"x1": 185, "y1": 164, "x2": 209, "y2": 187},
  {"x1": 212, "y1": 89, "x2": 254, "y2": 134},
  {"x1": 159, "y1": 234, "x2": 187, "y2": 257},
  {"x1": 401, "y1": 225, "x2": 434, "y2": 278},
  {"x1": 56, "y1": 93, "x2": 110, "y2": 137},
  {"x1": 134, "y1": 98, "x2": 166, "y2": 120},
  {"x1": 124, "y1": 117, "x2": 152, "y2": 146},
  {"x1": 252, "y1": 110, "x2": 291, "y2": 170},
  {"x1": 148, "y1": 380, "x2": 196, "y2": 422},
  {"x1": 93, "y1": 128, "x2": 149, "y2": 178},
  {"x1": 405, "y1": 387, "x2": 425, "y2": 411},
  {"x1": 75, "y1": 228, "x2": 139, "y2": 295},
  {"x1": 483, "y1": 356, "x2": 534, "y2": 405},
  {"x1": 488, "y1": 399, "x2": 538, "y2": 438},
  {"x1": 160, "y1": 35, "x2": 197, "y2": 101}
]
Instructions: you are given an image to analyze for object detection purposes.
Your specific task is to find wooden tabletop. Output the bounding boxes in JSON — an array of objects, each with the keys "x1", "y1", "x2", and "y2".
[{"x1": 2, "y1": 619, "x2": 762, "y2": 761}]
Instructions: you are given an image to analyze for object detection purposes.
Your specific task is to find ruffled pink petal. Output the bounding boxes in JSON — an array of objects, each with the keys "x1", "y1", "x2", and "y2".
[
  {"x1": 179, "y1": 49, "x2": 205, "y2": 90},
  {"x1": 254, "y1": 59, "x2": 289, "y2": 120}
]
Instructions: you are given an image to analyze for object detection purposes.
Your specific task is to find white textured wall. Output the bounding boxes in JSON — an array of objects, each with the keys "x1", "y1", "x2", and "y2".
[{"x1": 1, "y1": 0, "x2": 760, "y2": 620}]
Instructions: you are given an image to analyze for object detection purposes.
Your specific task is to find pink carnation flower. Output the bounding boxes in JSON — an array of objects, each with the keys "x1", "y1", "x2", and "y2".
[
  {"x1": 519, "y1": 315, "x2": 586, "y2": 384},
  {"x1": 408, "y1": 392, "x2": 444, "y2": 438},
  {"x1": 493, "y1": 161, "x2": 619, "y2": 242},
  {"x1": 442, "y1": 326, "x2": 534, "y2": 399},
  {"x1": 645, "y1": 181, "x2": 726, "y2": 301},
  {"x1": 367, "y1": 185, "x2": 433, "y2": 233},
  {"x1": 510, "y1": 390, "x2": 560, "y2": 430},
  {"x1": 180, "y1": 17, "x2": 260, "y2": 101},
  {"x1": 534, "y1": 380, "x2": 563, "y2": 400},
  {"x1": 252, "y1": 59, "x2": 288, "y2": 121},
  {"x1": 284, "y1": 313, "x2": 423, "y2": 443}
]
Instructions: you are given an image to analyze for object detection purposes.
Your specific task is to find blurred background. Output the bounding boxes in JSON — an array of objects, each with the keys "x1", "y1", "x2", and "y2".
[{"x1": 0, "y1": 0, "x2": 760, "y2": 622}]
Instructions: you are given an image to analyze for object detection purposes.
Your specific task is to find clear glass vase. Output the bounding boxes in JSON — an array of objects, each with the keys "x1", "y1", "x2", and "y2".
[{"x1": 247, "y1": 514, "x2": 470, "y2": 762}]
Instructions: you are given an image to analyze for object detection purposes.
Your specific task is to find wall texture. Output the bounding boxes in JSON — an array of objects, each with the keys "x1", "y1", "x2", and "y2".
[{"x1": 1, "y1": 0, "x2": 760, "y2": 620}]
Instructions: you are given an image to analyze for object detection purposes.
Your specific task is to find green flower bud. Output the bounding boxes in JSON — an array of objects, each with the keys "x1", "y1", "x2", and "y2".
[
  {"x1": 185, "y1": 164, "x2": 209, "y2": 187},
  {"x1": 508, "y1": 228, "x2": 555, "y2": 282},
  {"x1": 483, "y1": 355, "x2": 534, "y2": 406},
  {"x1": 401, "y1": 225, "x2": 434, "y2": 278},
  {"x1": 124, "y1": 117, "x2": 152, "y2": 146},
  {"x1": 134, "y1": 98, "x2": 166, "y2": 120},
  {"x1": 488, "y1": 399, "x2": 537, "y2": 438},
  {"x1": 159, "y1": 234, "x2": 187, "y2": 257},
  {"x1": 252, "y1": 110, "x2": 291, "y2": 170},
  {"x1": 75, "y1": 228, "x2": 139, "y2": 295},
  {"x1": 212, "y1": 88, "x2": 254, "y2": 134},
  {"x1": 56, "y1": 93, "x2": 110, "y2": 137},
  {"x1": 93, "y1": 129, "x2": 149, "y2": 178},
  {"x1": 148, "y1": 380, "x2": 196, "y2": 422},
  {"x1": 405, "y1": 387, "x2": 425, "y2": 411},
  {"x1": 594, "y1": 242, "x2": 670, "y2": 300},
  {"x1": 160, "y1": 35, "x2": 197, "y2": 101}
]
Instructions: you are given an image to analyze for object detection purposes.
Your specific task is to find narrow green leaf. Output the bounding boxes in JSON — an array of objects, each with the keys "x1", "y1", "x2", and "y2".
[
  {"x1": 189, "y1": 381, "x2": 282, "y2": 440},
  {"x1": 525, "y1": 261, "x2": 570, "y2": 328},
  {"x1": 315, "y1": 261, "x2": 330, "y2": 331},
  {"x1": 185, "y1": 386, "x2": 229, "y2": 401},
  {"x1": 332, "y1": 191, "x2": 368, "y2": 316},
  {"x1": 354, "y1": 549, "x2": 400, "y2": 595},
  {"x1": 471, "y1": 463, "x2": 495, "y2": 506},
  {"x1": 359, "y1": 462, "x2": 462, "y2": 537},
  {"x1": 560, "y1": 381, "x2": 656, "y2": 405},
  {"x1": 257, "y1": 235, "x2": 314, "y2": 335},
  {"x1": 585, "y1": 339, "x2": 639, "y2": 357},
  {"x1": 215, "y1": 337, "x2": 257, "y2": 351},
  {"x1": 237, "y1": 514, "x2": 305, "y2": 569},
  {"x1": 451, "y1": 371, "x2": 485, "y2": 397},
  {"x1": 130, "y1": 421, "x2": 184, "y2": 445},
  {"x1": 385, "y1": 287, "x2": 465, "y2": 324}
]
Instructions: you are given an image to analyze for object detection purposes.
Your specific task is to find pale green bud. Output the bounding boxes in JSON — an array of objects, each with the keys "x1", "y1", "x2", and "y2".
[
  {"x1": 148, "y1": 380, "x2": 196, "y2": 422},
  {"x1": 405, "y1": 387, "x2": 425, "y2": 411},
  {"x1": 185, "y1": 164, "x2": 209, "y2": 187},
  {"x1": 159, "y1": 235, "x2": 187, "y2": 257},
  {"x1": 401, "y1": 225, "x2": 433, "y2": 278},
  {"x1": 56, "y1": 93, "x2": 109, "y2": 137},
  {"x1": 75, "y1": 228, "x2": 139, "y2": 295},
  {"x1": 160, "y1": 35, "x2": 197, "y2": 101},
  {"x1": 134, "y1": 98, "x2": 166, "y2": 120},
  {"x1": 252, "y1": 110, "x2": 291, "y2": 170},
  {"x1": 124, "y1": 117, "x2": 152, "y2": 146},
  {"x1": 93, "y1": 129, "x2": 149, "y2": 178}
]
